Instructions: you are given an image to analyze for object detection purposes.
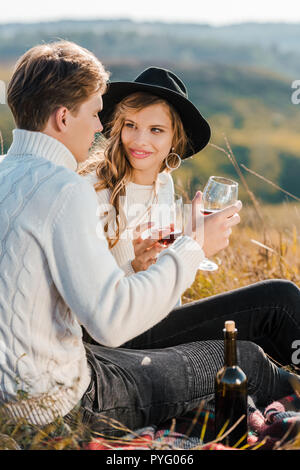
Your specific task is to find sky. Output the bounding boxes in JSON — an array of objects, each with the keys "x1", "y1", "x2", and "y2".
[{"x1": 1, "y1": 0, "x2": 300, "y2": 25}]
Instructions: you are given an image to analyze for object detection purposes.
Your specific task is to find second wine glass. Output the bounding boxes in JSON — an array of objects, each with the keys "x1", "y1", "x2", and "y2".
[{"x1": 198, "y1": 176, "x2": 239, "y2": 271}]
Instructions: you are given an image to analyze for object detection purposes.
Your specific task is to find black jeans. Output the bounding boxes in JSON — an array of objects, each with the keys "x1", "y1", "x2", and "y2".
[{"x1": 72, "y1": 279, "x2": 300, "y2": 436}]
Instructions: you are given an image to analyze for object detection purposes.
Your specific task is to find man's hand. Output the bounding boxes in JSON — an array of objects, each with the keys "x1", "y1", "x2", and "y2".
[{"x1": 185, "y1": 191, "x2": 242, "y2": 257}]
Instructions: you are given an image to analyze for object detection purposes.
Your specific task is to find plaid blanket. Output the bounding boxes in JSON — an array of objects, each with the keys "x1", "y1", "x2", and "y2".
[{"x1": 84, "y1": 393, "x2": 300, "y2": 451}]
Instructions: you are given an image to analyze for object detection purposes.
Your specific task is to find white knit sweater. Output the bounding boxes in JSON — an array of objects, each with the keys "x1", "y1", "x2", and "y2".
[{"x1": 0, "y1": 129, "x2": 204, "y2": 426}]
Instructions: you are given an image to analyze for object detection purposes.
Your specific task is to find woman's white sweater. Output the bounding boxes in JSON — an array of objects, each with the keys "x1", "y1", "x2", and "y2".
[{"x1": 83, "y1": 171, "x2": 176, "y2": 276}]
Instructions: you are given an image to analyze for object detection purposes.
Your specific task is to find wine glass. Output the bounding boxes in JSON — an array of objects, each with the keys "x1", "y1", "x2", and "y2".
[
  {"x1": 145, "y1": 192, "x2": 183, "y2": 246},
  {"x1": 198, "y1": 176, "x2": 239, "y2": 271},
  {"x1": 139, "y1": 193, "x2": 184, "y2": 246},
  {"x1": 158, "y1": 193, "x2": 184, "y2": 246},
  {"x1": 139, "y1": 193, "x2": 183, "y2": 244}
]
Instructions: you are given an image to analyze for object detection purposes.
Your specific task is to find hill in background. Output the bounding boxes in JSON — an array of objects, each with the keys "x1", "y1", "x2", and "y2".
[
  {"x1": 1, "y1": 19, "x2": 300, "y2": 78},
  {"x1": 1, "y1": 19, "x2": 300, "y2": 203}
]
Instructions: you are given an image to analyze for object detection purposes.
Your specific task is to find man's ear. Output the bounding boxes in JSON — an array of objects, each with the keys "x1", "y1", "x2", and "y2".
[{"x1": 54, "y1": 106, "x2": 69, "y2": 132}]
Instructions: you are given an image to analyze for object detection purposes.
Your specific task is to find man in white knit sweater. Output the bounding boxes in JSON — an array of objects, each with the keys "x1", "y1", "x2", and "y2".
[{"x1": 0, "y1": 41, "x2": 242, "y2": 431}]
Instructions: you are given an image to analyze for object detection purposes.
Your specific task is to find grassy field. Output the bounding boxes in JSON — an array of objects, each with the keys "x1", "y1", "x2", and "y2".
[{"x1": 185, "y1": 201, "x2": 300, "y2": 302}]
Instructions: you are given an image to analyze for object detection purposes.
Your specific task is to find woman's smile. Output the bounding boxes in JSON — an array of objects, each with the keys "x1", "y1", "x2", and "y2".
[{"x1": 129, "y1": 148, "x2": 153, "y2": 159}]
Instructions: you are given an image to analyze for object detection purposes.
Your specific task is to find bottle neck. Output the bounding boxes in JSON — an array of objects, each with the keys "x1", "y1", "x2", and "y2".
[{"x1": 224, "y1": 330, "x2": 237, "y2": 366}]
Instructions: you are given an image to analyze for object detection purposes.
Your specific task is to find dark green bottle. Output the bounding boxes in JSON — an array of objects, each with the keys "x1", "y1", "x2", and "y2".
[{"x1": 214, "y1": 321, "x2": 248, "y2": 447}]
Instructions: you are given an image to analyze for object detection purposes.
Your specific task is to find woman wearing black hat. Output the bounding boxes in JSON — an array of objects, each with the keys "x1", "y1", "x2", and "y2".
[
  {"x1": 77, "y1": 67, "x2": 300, "y2": 440},
  {"x1": 80, "y1": 67, "x2": 211, "y2": 277}
]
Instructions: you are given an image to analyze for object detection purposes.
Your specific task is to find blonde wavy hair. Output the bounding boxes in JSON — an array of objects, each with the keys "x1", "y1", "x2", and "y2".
[{"x1": 79, "y1": 91, "x2": 189, "y2": 248}]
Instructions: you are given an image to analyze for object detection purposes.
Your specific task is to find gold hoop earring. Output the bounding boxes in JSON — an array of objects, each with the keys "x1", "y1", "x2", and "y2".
[{"x1": 165, "y1": 152, "x2": 182, "y2": 171}]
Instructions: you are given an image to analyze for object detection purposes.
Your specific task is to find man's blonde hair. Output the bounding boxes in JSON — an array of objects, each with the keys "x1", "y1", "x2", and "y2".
[{"x1": 7, "y1": 40, "x2": 110, "y2": 131}]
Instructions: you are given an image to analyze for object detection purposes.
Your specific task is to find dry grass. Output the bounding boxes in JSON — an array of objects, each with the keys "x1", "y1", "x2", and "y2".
[
  {"x1": 184, "y1": 204, "x2": 300, "y2": 303},
  {"x1": 184, "y1": 136, "x2": 300, "y2": 302}
]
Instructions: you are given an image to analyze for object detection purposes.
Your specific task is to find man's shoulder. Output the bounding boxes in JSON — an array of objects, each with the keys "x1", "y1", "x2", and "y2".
[
  {"x1": 41, "y1": 160, "x2": 89, "y2": 192},
  {"x1": 28, "y1": 160, "x2": 97, "y2": 215},
  {"x1": 39, "y1": 167, "x2": 100, "y2": 229},
  {"x1": 0, "y1": 153, "x2": 83, "y2": 193}
]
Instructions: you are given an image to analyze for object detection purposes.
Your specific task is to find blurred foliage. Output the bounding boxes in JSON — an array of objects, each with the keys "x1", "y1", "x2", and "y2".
[{"x1": 1, "y1": 20, "x2": 300, "y2": 77}]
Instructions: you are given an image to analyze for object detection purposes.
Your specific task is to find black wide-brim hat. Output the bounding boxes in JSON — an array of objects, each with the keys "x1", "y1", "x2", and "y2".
[{"x1": 99, "y1": 67, "x2": 211, "y2": 159}]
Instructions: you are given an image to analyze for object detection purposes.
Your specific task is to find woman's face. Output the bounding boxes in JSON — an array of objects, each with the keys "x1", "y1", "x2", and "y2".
[{"x1": 121, "y1": 103, "x2": 174, "y2": 184}]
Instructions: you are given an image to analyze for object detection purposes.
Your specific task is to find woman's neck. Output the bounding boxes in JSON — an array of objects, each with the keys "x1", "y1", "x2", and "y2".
[{"x1": 131, "y1": 169, "x2": 158, "y2": 186}]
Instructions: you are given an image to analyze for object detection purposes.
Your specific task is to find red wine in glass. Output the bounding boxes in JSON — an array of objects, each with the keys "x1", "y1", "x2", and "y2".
[
  {"x1": 202, "y1": 209, "x2": 221, "y2": 216},
  {"x1": 150, "y1": 193, "x2": 183, "y2": 248},
  {"x1": 160, "y1": 229, "x2": 183, "y2": 246}
]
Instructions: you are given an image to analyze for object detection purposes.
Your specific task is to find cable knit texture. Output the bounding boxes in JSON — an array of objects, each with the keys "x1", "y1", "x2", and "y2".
[{"x1": 0, "y1": 129, "x2": 204, "y2": 426}]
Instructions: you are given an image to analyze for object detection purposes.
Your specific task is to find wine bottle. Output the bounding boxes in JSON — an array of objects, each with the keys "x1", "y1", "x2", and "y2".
[{"x1": 214, "y1": 320, "x2": 248, "y2": 447}]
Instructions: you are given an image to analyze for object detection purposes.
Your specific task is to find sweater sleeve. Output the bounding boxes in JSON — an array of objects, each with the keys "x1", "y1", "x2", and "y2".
[
  {"x1": 45, "y1": 178, "x2": 204, "y2": 348},
  {"x1": 120, "y1": 260, "x2": 136, "y2": 276}
]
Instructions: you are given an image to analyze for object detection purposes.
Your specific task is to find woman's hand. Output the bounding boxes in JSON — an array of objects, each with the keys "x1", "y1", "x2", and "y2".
[
  {"x1": 131, "y1": 223, "x2": 172, "y2": 273},
  {"x1": 185, "y1": 191, "x2": 242, "y2": 257}
]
